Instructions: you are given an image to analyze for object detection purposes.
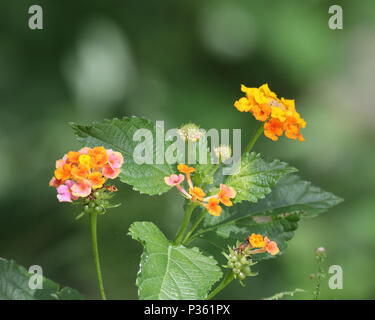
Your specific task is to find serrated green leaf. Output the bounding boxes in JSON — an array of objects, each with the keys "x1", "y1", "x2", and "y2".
[
  {"x1": 190, "y1": 174, "x2": 343, "y2": 261},
  {"x1": 0, "y1": 257, "x2": 83, "y2": 300},
  {"x1": 237, "y1": 174, "x2": 343, "y2": 218},
  {"x1": 71, "y1": 117, "x2": 174, "y2": 196},
  {"x1": 128, "y1": 222, "x2": 222, "y2": 300},
  {"x1": 225, "y1": 152, "x2": 297, "y2": 203}
]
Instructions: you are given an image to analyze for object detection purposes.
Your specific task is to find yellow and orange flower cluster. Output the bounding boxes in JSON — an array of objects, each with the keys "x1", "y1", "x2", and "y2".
[
  {"x1": 247, "y1": 233, "x2": 279, "y2": 256},
  {"x1": 164, "y1": 164, "x2": 236, "y2": 216},
  {"x1": 234, "y1": 84, "x2": 306, "y2": 142},
  {"x1": 49, "y1": 146, "x2": 124, "y2": 202}
]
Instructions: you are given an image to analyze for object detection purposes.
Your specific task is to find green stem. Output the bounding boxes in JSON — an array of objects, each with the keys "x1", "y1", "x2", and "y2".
[
  {"x1": 174, "y1": 203, "x2": 198, "y2": 244},
  {"x1": 89, "y1": 212, "x2": 107, "y2": 300},
  {"x1": 206, "y1": 271, "x2": 235, "y2": 300},
  {"x1": 244, "y1": 123, "x2": 264, "y2": 154},
  {"x1": 313, "y1": 257, "x2": 324, "y2": 300},
  {"x1": 182, "y1": 210, "x2": 206, "y2": 245}
]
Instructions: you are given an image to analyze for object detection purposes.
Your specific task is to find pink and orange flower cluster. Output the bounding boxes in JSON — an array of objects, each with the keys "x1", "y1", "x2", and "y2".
[
  {"x1": 49, "y1": 146, "x2": 124, "y2": 202},
  {"x1": 164, "y1": 164, "x2": 236, "y2": 216},
  {"x1": 234, "y1": 84, "x2": 306, "y2": 142},
  {"x1": 247, "y1": 233, "x2": 279, "y2": 256}
]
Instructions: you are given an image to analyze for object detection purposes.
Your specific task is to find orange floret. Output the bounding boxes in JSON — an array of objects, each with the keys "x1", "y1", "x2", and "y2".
[
  {"x1": 70, "y1": 164, "x2": 90, "y2": 180},
  {"x1": 264, "y1": 118, "x2": 284, "y2": 141},
  {"x1": 283, "y1": 117, "x2": 304, "y2": 141},
  {"x1": 205, "y1": 197, "x2": 222, "y2": 216},
  {"x1": 88, "y1": 172, "x2": 106, "y2": 189},
  {"x1": 251, "y1": 104, "x2": 271, "y2": 122},
  {"x1": 88, "y1": 147, "x2": 109, "y2": 168},
  {"x1": 218, "y1": 184, "x2": 236, "y2": 207},
  {"x1": 234, "y1": 97, "x2": 252, "y2": 112},
  {"x1": 54, "y1": 163, "x2": 72, "y2": 181},
  {"x1": 264, "y1": 236, "x2": 280, "y2": 255},
  {"x1": 177, "y1": 163, "x2": 195, "y2": 174},
  {"x1": 67, "y1": 151, "x2": 81, "y2": 164},
  {"x1": 189, "y1": 186, "x2": 205, "y2": 201},
  {"x1": 248, "y1": 233, "x2": 266, "y2": 248}
]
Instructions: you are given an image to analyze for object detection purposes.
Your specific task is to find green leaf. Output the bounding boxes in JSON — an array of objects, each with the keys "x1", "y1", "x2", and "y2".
[
  {"x1": 225, "y1": 152, "x2": 297, "y2": 203},
  {"x1": 191, "y1": 174, "x2": 343, "y2": 261},
  {"x1": 0, "y1": 257, "x2": 83, "y2": 300},
  {"x1": 71, "y1": 117, "x2": 175, "y2": 196},
  {"x1": 128, "y1": 222, "x2": 222, "y2": 300},
  {"x1": 238, "y1": 174, "x2": 344, "y2": 218}
]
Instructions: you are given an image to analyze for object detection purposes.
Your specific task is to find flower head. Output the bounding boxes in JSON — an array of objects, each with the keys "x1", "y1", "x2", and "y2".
[
  {"x1": 178, "y1": 123, "x2": 204, "y2": 142},
  {"x1": 234, "y1": 84, "x2": 306, "y2": 142},
  {"x1": 246, "y1": 234, "x2": 280, "y2": 256},
  {"x1": 50, "y1": 146, "x2": 123, "y2": 203}
]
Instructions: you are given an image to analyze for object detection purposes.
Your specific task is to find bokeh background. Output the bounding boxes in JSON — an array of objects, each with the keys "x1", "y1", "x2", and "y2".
[{"x1": 1, "y1": 0, "x2": 374, "y2": 299}]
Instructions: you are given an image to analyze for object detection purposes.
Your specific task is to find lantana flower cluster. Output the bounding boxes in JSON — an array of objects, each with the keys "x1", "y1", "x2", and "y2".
[
  {"x1": 49, "y1": 146, "x2": 124, "y2": 202},
  {"x1": 164, "y1": 164, "x2": 236, "y2": 216},
  {"x1": 234, "y1": 84, "x2": 306, "y2": 142},
  {"x1": 246, "y1": 233, "x2": 280, "y2": 256}
]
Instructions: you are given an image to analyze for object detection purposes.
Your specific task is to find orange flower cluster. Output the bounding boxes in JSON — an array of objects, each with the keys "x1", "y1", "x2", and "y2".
[
  {"x1": 247, "y1": 233, "x2": 279, "y2": 256},
  {"x1": 49, "y1": 146, "x2": 123, "y2": 202},
  {"x1": 234, "y1": 84, "x2": 306, "y2": 141},
  {"x1": 164, "y1": 164, "x2": 236, "y2": 217}
]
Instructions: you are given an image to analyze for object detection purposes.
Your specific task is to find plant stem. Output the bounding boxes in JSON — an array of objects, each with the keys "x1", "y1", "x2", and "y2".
[
  {"x1": 182, "y1": 210, "x2": 206, "y2": 244},
  {"x1": 174, "y1": 202, "x2": 198, "y2": 244},
  {"x1": 182, "y1": 162, "x2": 221, "y2": 244},
  {"x1": 206, "y1": 271, "x2": 235, "y2": 300},
  {"x1": 89, "y1": 212, "x2": 106, "y2": 300},
  {"x1": 313, "y1": 256, "x2": 325, "y2": 300},
  {"x1": 244, "y1": 123, "x2": 264, "y2": 154}
]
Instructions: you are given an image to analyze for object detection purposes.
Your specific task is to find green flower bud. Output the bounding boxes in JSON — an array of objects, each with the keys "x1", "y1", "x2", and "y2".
[
  {"x1": 240, "y1": 256, "x2": 248, "y2": 265},
  {"x1": 238, "y1": 272, "x2": 246, "y2": 281},
  {"x1": 243, "y1": 266, "x2": 251, "y2": 276}
]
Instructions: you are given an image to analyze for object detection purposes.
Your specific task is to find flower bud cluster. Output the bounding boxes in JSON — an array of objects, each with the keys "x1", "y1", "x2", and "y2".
[
  {"x1": 223, "y1": 243, "x2": 258, "y2": 285},
  {"x1": 76, "y1": 187, "x2": 120, "y2": 219}
]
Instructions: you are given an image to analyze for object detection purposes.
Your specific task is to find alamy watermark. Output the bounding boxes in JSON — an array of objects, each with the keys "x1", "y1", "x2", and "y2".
[
  {"x1": 132, "y1": 121, "x2": 242, "y2": 175},
  {"x1": 28, "y1": 265, "x2": 43, "y2": 290},
  {"x1": 328, "y1": 5, "x2": 343, "y2": 30}
]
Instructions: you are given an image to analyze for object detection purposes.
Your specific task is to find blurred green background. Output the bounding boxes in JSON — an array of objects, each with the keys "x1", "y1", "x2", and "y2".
[{"x1": 1, "y1": 0, "x2": 374, "y2": 299}]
